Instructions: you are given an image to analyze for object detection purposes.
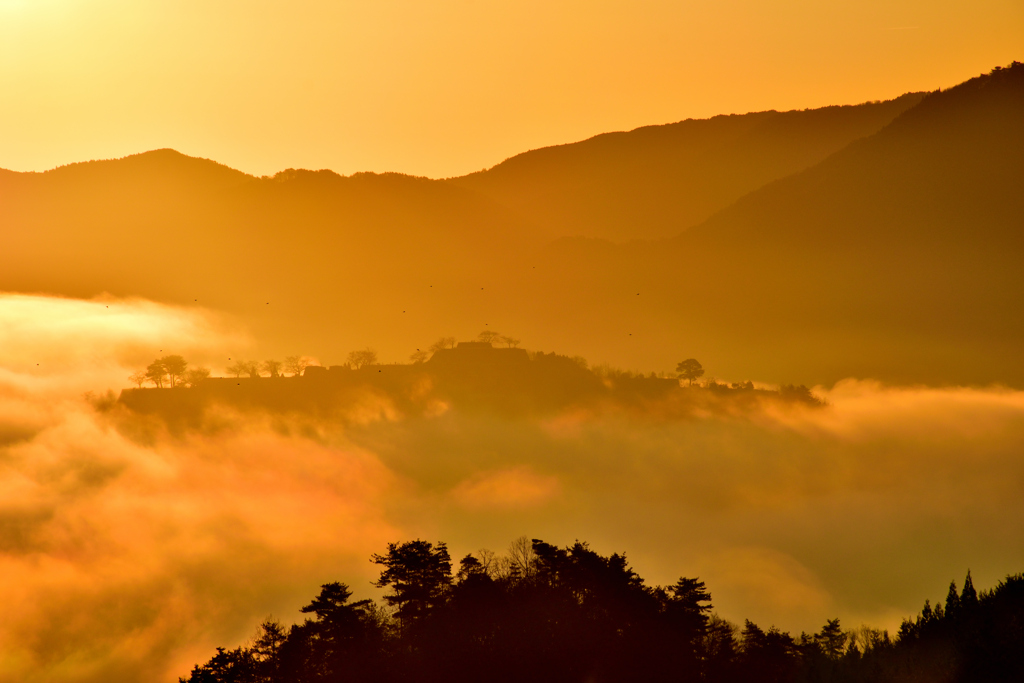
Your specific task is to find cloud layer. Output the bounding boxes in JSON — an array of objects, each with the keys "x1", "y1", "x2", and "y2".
[{"x1": 1, "y1": 293, "x2": 1022, "y2": 682}]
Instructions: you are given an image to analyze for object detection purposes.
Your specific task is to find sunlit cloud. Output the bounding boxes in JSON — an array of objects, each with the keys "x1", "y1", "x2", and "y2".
[
  {"x1": 451, "y1": 466, "x2": 560, "y2": 510},
  {"x1": 0, "y1": 292, "x2": 248, "y2": 390},
  {"x1": 1, "y1": 293, "x2": 1023, "y2": 681},
  {"x1": 0, "y1": 294, "x2": 403, "y2": 682}
]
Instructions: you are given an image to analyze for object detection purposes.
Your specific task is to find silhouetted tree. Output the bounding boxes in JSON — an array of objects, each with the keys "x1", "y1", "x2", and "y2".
[
  {"x1": 455, "y1": 553, "x2": 487, "y2": 583},
  {"x1": 347, "y1": 348, "x2": 378, "y2": 369},
  {"x1": 160, "y1": 355, "x2": 188, "y2": 387},
  {"x1": 703, "y1": 614, "x2": 739, "y2": 675},
  {"x1": 660, "y1": 575, "x2": 714, "y2": 674},
  {"x1": 261, "y1": 360, "x2": 282, "y2": 378},
  {"x1": 249, "y1": 620, "x2": 286, "y2": 681},
  {"x1": 410, "y1": 349, "x2": 429, "y2": 364},
  {"x1": 676, "y1": 358, "x2": 705, "y2": 385},
  {"x1": 961, "y1": 570, "x2": 979, "y2": 610},
  {"x1": 181, "y1": 646, "x2": 256, "y2": 683},
  {"x1": 666, "y1": 577, "x2": 712, "y2": 630},
  {"x1": 283, "y1": 355, "x2": 309, "y2": 377},
  {"x1": 372, "y1": 540, "x2": 452, "y2": 634},
  {"x1": 816, "y1": 618, "x2": 847, "y2": 659},
  {"x1": 145, "y1": 359, "x2": 167, "y2": 388},
  {"x1": 225, "y1": 361, "x2": 247, "y2": 378},
  {"x1": 946, "y1": 581, "x2": 962, "y2": 622},
  {"x1": 477, "y1": 331, "x2": 502, "y2": 344},
  {"x1": 128, "y1": 370, "x2": 147, "y2": 388},
  {"x1": 740, "y1": 620, "x2": 798, "y2": 683},
  {"x1": 428, "y1": 337, "x2": 456, "y2": 353},
  {"x1": 507, "y1": 536, "x2": 537, "y2": 580},
  {"x1": 285, "y1": 582, "x2": 387, "y2": 680},
  {"x1": 500, "y1": 336, "x2": 521, "y2": 348},
  {"x1": 184, "y1": 367, "x2": 211, "y2": 388}
]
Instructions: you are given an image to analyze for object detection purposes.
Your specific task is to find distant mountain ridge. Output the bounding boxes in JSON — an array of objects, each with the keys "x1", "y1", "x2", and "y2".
[
  {"x1": 543, "y1": 62, "x2": 1024, "y2": 384},
  {"x1": 0, "y1": 95, "x2": 924, "y2": 244},
  {"x1": 1, "y1": 63, "x2": 1021, "y2": 386},
  {"x1": 451, "y1": 93, "x2": 924, "y2": 241}
]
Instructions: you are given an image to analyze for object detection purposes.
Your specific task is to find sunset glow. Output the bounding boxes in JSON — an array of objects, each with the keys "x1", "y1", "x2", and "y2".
[
  {"x1": 1, "y1": 2, "x2": 1022, "y2": 682},
  {"x1": 0, "y1": 1, "x2": 1019, "y2": 177}
]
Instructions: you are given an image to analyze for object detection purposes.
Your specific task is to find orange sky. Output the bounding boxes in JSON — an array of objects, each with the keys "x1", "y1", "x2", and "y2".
[{"x1": 0, "y1": 0, "x2": 1020, "y2": 178}]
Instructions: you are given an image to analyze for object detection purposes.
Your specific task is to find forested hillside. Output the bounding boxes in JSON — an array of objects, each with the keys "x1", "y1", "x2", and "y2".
[{"x1": 182, "y1": 537, "x2": 1024, "y2": 683}]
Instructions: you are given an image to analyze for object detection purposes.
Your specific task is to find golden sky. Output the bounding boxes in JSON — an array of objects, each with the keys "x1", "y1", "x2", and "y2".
[
  {"x1": 1, "y1": 6, "x2": 1023, "y2": 680},
  {"x1": 0, "y1": 0, "x2": 1020, "y2": 177}
]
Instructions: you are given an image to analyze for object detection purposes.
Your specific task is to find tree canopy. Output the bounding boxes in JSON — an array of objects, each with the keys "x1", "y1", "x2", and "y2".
[
  {"x1": 347, "y1": 348, "x2": 378, "y2": 369},
  {"x1": 676, "y1": 358, "x2": 705, "y2": 385},
  {"x1": 183, "y1": 538, "x2": 1024, "y2": 683},
  {"x1": 139, "y1": 354, "x2": 204, "y2": 388}
]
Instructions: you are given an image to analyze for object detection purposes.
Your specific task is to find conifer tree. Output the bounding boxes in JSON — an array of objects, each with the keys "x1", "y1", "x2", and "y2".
[
  {"x1": 945, "y1": 580, "x2": 961, "y2": 621},
  {"x1": 961, "y1": 570, "x2": 979, "y2": 610}
]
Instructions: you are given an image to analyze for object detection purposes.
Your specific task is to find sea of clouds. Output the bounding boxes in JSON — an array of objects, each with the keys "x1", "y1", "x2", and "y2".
[{"x1": 1, "y1": 293, "x2": 1022, "y2": 683}]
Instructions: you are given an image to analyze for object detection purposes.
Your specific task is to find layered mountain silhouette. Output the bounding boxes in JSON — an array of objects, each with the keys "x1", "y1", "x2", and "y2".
[
  {"x1": 530, "y1": 63, "x2": 1024, "y2": 384},
  {"x1": 452, "y1": 93, "x2": 923, "y2": 241},
  {"x1": 1, "y1": 63, "x2": 1021, "y2": 385}
]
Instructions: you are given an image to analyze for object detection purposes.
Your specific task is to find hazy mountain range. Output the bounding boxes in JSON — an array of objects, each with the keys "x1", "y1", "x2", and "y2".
[{"x1": 2, "y1": 63, "x2": 1021, "y2": 386}]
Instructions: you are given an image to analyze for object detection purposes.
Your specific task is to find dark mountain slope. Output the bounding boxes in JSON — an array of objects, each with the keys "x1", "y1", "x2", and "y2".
[
  {"x1": 523, "y1": 63, "x2": 1024, "y2": 385},
  {"x1": 451, "y1": 94, "x2": 923, "y2": 241},
  {"x1": 684, "y1": 63, "x2": 1024, "y2": 252},
  {"x1": 675, "y1": 61, "x2": 1024, "y2": 339}
]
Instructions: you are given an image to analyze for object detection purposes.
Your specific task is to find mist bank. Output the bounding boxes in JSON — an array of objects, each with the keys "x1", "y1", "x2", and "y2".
[{"x1": 1, "y1": 293, "x2": 1022, "y2": 682}]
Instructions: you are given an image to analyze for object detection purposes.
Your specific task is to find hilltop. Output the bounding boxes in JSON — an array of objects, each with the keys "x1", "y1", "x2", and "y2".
[{"x1": 116, "y1": 340, "x2": 821, "y2": 428}]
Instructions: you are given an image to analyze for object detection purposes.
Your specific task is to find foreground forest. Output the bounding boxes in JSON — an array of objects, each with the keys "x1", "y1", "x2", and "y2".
[{"x1": 183, "y1": 538, "x2": 1024, "y2": 683}]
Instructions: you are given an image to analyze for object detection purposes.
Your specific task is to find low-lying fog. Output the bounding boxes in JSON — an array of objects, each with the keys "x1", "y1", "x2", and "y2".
[{"x1": 1, "y1": 293, "x2": 1021, "y2": 683}]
